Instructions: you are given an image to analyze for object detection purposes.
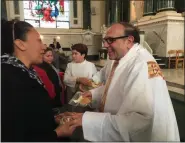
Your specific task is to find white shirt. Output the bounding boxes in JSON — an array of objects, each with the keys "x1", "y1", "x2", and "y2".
[
  {"x1": 64, "y1": 60, "x2": 97, "y2": 88},
  {"x1": 82, "y1": 44, "x2": 180, "y2": 141}
]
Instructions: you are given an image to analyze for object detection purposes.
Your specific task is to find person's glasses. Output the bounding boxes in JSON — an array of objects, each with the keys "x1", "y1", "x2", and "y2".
[{"x1": 102, "y1": 35, "x2": 128, "y2": 45}]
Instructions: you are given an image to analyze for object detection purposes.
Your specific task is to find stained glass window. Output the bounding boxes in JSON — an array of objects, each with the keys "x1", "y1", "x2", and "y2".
[{"x1": 23, "y1": 0, "x2": 70, "y2": 28}]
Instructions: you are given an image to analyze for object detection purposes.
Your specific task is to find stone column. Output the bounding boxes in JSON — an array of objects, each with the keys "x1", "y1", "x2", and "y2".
[
  {"x1": 105, "y1": 0, "x2": 110, "y2": 26},
  {"x1": 175, "y1": 0, "x2": 185, "y2": 13},
  {"x1": 110, "y1": 0, "x2": 121, "y2": 23},
  {"x1": 105, "y1": 0, "x2": 120, "y2": 25},
  {"x1": 156, "y1": 0, "x2": 175, "y2": 12},
  {"x1": 83, "y1": 0, "x2": 91, "y2": 29},
  {"x1": 130, "y1": 1, "x2": 144, "y2": 22},
  {"x1": 143, "y1": 0, "x2": 155, "y2": 16},
  {"x1": 105, "y1": 0, "x2": 129, "y2": 26},
  {"x1": 120, "y1": 0, "x2": 129, "y2": 22},
  {"x1": 2, "y1": 0, "x2": 7, "y2": 20}
]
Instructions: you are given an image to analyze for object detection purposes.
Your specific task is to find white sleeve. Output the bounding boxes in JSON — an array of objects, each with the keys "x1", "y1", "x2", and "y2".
[
  {"x1": 82, "y1": 62, "x2": 154, "y2": 141},
  {"x1": 90, "y1": 85, "x2": 105, "y2": 108},
  {"x1": 63, "y1": 63, "x2": 77, "y2": 88}
]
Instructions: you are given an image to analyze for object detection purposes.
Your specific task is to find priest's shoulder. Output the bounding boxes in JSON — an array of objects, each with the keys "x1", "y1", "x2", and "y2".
[{"x1": 147, "y1": 61, "x2": 164, "y2": 79}]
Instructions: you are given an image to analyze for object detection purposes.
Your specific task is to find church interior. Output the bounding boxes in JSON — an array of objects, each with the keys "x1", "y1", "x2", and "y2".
[{"x1": 1, "y1": 0, "x2": 185, "y2": 141}]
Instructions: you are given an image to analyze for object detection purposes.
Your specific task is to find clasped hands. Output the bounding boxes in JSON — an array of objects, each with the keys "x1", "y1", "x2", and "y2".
[
  {"x1": 54, "y1": 91, "x2": 92, "y2": 138},
  {"x1": 54, "y1": 112, "x2": 83, "y2": 137}
]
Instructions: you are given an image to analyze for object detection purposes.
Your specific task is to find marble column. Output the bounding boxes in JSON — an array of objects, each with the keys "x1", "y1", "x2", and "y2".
[
  {"x1": 105, "y1": 0, "x2": 110, "y2": 26},
  {"x1": 2, "y1": 0, "x2": 7, "y2": 20},
  {"x1": 105, "y1": 0, "x2": 129, "y2": 26},
  {"x1": 83, "y1": 0, "x2": 91, "y2": 29},
  {"x1": 143, "y1": 0, "x2": 155, "y2": 16},
  {"x1": 120, "y1": 0, "x2": 129, "y2": 22},
  {"x1": 175, "y1": 0, "x2": 185, "y2": 13},
  {"x1": 156, "y1": 0, "x2": 175, "y2": 12},
  {"x1": 109, "y1": 0, "x2": 121, "y2": 24},
  {"x1": 130, "y1": 1, "x2": 144, "y2": 22},
  {"x1": 73, "y1": 0, "x2": 77, "y2": 18}
]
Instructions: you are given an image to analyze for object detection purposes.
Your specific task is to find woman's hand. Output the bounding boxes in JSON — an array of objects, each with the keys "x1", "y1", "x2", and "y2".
[
  {"x1": 54, "y1": 112, "x2": 83, "y2": 137},
  {"x1": 55, "y1": 112, "x2": 76, "y2": 124},
  {"x1": 55, "y1": 121, "x2": 76, "y2": 137},
  {"x1": 70, "y1": 113, "x2": 84, "y2": 128}
]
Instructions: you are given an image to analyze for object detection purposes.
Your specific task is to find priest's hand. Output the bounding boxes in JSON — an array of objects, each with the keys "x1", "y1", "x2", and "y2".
[
  {"x1": 70, "y1": 113, "x2": 84, "y2": 128},
  {"x1": 55, "y1": 121, "x2": 75, "y2": 137},
  {"x1": 77, "y1": 77, "x2": 92, "y2": 86},
  {"x1": 82, "y1": 91, "x2": 92, "y2": 100},
  {"x1": 55, "y1": 112, "x2": 77, "y2": 124}
]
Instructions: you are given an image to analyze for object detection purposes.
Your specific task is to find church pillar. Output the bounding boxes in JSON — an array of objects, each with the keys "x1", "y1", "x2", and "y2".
[
  {"x1": 105, "y1": 0, "x2": 129, "y2": 26},
  {"x1": 110, "y1": 0, "x2": 121, "y2": 24},
  {"x1": 1, "y1": 0, "x2": 7, "y2": 20},
  {"x1": 143, "y1": 0, "x2": 155, "y2": 16},
  {"x1": 175, "y1": 0, "x2": 185, "y2": 13},
  {"x1": 105, "y1": 0, "x2": 110, "y2": 26},
  {"x1": 83, "y1": 0, "x2": 91, "y2": 29},
  {"x1": 156, "y1": 0, "x2": 175, "y2": 12}
]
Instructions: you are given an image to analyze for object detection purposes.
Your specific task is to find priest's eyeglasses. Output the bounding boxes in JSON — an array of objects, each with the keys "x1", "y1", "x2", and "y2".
[{"x1": 102, "y1": 35, "x2": 128, "y2": 45}]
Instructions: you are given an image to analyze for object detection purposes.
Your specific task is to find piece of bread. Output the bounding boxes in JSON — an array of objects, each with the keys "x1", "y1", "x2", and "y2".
[
  {"x1": 91, "y1": 82, "x2": 100, "y2": 88},
  {"x1": 80, "y1": 96, "x2": 91, "y2": 105}
]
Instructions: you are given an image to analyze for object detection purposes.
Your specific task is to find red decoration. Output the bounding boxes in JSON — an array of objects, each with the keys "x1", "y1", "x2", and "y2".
[
  {"x1": 42, "y1": 7, "x2": 54, "y2": 22},
  {"x1": 59, "y1": 0, "x2": 64, "y2": 14}
]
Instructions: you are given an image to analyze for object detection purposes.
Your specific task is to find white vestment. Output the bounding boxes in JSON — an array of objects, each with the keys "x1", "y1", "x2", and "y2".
[
  {"x1": 82, "y1": 44, "x2": 180, "y2": 141},
  {"x1": 64, "y1": 60, "x2": 97, "y2": 101},
  {"x1": 92, "y1": 60, "x2": 113, "y2": 84}
]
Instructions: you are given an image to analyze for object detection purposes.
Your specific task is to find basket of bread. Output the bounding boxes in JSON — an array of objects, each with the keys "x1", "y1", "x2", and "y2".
[{"x1": 68, "y1": 91, "x2": 92, "y2": 107}]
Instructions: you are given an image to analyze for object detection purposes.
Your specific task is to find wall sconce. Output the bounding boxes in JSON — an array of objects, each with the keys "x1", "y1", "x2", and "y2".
[
  {"x1": 40, "y1": 35, "x2": 44, "y2": 39},
  {"x1": 56, "y1": 36, "x2": 60, "y2": 40}
]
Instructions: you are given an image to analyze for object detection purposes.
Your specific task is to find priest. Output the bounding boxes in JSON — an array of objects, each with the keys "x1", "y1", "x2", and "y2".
[{"x1": 66, "y1": 22, "x2": 180, "y2": 142}]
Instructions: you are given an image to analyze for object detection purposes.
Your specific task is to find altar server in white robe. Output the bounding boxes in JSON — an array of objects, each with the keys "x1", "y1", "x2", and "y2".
[
  {"x1": 69, "y1": 22, "x2": 180, "y2": 141},
  {"x1": 63, "y1": 43, "x2": 97, "y2": 102}
]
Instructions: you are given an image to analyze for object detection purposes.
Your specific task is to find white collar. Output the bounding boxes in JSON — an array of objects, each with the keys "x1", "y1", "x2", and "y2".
[
  {"x1": 72, "y1": 59, "x2": 86, "y2": 64},
  {"x1": 115, "y1": 43, "x2": 140, "y2": 71}
]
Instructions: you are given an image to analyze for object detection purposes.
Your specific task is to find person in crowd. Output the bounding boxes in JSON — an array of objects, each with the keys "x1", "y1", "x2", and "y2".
[
  {"x1": 64, "y1": 22, "x2": 180, "y2": 141},
  {"x1": 63, "y1": 43, "x2": 97, "y2": 102},
  {"x1": 33, "y1": 65, "x2": 56, "y2": 102},
  {"x1": 50, "y1": 38, "x2": 61, "y2": 50},
  {"x1": 1, "y1": 20, "x2": 75, "y2": 142},
  {"x1": 49, "y1": 41, "x2": 61, "y2": 70},
  {"x1": 34, "y1": 47, "x2": 64, "y2": 107}
]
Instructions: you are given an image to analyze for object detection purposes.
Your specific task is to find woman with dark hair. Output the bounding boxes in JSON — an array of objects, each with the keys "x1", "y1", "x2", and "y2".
[
  {"x1": 64, "y1": 43, "x2": 97, "y2": 102},
  {"x1": 34, "y1": 47, "x2": 63, "y2": 108},
  {"x1": 1, "y1": 20, "x2": 75, "y2": 142}
]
